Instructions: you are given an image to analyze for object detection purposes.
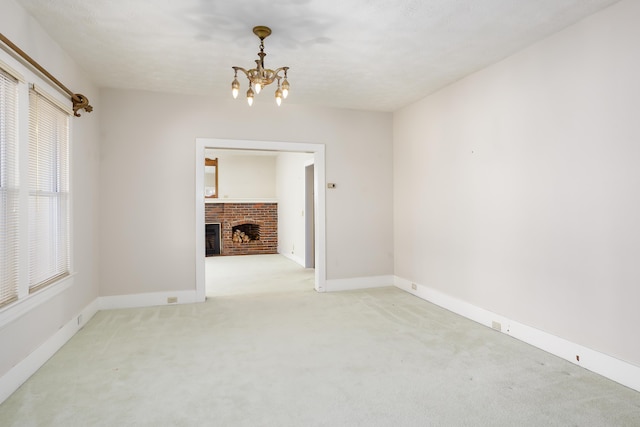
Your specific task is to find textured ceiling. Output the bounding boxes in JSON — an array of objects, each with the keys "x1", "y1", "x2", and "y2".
[{"x1": 15, "y1": 0, "x2": 619, "y2": 112}]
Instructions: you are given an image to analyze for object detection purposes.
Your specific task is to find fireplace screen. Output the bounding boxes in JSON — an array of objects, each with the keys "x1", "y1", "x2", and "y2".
[{"x1": 205, "y1": 223, "x2": 221, "y2": 256}]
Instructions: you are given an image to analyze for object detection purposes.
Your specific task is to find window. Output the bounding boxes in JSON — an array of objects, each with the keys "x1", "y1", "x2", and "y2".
[
  {"x1": 0, "y1": 67, "x2": 19, "y2": 307},
  {"x1": 28, "y1": 87, "x2": 70, "y2": 292},
  {"x1": 0, "y1": 58, "x2": 73, "y2": 314}
]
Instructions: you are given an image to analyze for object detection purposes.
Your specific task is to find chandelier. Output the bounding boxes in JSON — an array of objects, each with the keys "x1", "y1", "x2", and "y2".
[{"x1": 231, "y1": 26, "x2": 290, "y2": 106}]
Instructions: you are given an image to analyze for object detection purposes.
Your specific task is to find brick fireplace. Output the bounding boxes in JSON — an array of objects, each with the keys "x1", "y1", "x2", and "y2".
[{"x1": 205, "y1": 203, "x2": 277, "y2": 256}]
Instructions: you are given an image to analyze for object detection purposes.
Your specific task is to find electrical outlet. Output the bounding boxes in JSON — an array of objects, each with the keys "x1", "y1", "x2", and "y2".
[
  {"x1": 167, "y1": 296, "x2": 178, "y2": 304},
  {"x1": 411, "y1": 283, "x2": 417, "y2": 290},
  {"x1": 492, "y1": 321, "x2": 502, "y2": 332}
]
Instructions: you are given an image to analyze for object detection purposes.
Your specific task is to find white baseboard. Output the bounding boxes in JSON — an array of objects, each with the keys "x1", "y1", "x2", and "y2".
[
  {"x1": 394, "y1": 276, "x2": 640, "y2": 393},
  {"x1": 98, "y1": 290, "x2": 201, "y2": 310},
  {"x1": 280, "y1": 252, "x2": 306, "y2": 268},
  {"x1": 325, "y1": 275, "x2": 394, "y2": 292},
  {"x1": 0, "y1": 298, "x2": 99, "y2": 405}
]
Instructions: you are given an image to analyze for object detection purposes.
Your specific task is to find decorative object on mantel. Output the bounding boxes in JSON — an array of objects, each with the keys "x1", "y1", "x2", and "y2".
[
  {"x1": 204, "y1": 157, "x2": 218, "y2": 198},
  {"x1": 231, "y1": 26, "x2": 290, "y2": 107},
  {"x1": 0, "y1": 33, "x2": 93, "y2": 117}
]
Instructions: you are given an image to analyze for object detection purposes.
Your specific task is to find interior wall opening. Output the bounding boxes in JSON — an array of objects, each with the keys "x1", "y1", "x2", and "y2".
[{"x1": 195, "y1": 138, "x2": 326, "y2": 300}]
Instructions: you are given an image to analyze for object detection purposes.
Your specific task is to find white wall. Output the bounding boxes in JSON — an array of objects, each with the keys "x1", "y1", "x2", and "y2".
[
  {"x1": 276, "y1": 152, "x2": 314, "y2": 265},
  {"x1": 99, "y1": 90, "x2": 394, "y2": 296},
  {"x1": 0, "y1": 0, "x2": 100, "y2": 378},
  {"x1": 209, "y1": 151, "x2": 277, "y2": 200},
  {"x1": 394, "y1": 0, "x2": 640, "y2": 367}
]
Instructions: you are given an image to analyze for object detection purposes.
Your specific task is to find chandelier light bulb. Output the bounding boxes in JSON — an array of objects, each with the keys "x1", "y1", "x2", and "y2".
[
  {"x1": 255, "y1": 83, "x2": 262, "y2": 94},
  {"x1": 247, "y1": 87, "x2": 254, "y2": 106},
  {"x1": 275, "y1": 87, "x2": 283, "y2": 106},
  {"x1": 231, "y1": 78, "x2": 240, "y2": 99},
  {"x1": 281, "y1": 78, "x2": 290, "y2": 99}
]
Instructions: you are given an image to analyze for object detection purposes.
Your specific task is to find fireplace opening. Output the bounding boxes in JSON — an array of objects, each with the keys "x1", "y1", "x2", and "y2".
[
  {"x1": 232, "y1": 223, "x2": 260, "y2": 243},
  {"x1": 205, "y1": 223, "x2": 221, "y2": 256}
]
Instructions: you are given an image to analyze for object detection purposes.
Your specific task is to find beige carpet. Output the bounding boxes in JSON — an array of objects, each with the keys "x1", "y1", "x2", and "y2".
[
  {"x1": 206, "y1": 254, "x2": 314, "y2": 296},
  {"x1": 1, "y1": 255, "x2": 639, "y2": 426}
]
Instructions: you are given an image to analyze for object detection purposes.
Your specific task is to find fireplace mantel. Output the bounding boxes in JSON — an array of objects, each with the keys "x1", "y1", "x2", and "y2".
[{"x1": 205, "y1": 198, "x2": 277, "y2": 204}]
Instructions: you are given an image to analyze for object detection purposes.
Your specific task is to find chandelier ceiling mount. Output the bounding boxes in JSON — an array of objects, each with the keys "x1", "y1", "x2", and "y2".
[{"x1": 231, "y1": 26, "x2": 290, "y2": 106}]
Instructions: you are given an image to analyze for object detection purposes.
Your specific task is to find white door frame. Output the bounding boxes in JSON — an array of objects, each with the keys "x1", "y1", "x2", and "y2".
[{"x1": 194, "y1": 138, "x2": 326, "y2": 301}]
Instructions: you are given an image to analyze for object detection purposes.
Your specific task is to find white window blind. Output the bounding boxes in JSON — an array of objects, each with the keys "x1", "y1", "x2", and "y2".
[
  {"x1": 0, "y1": 68, "x2": 19, "y2": 307},
  {"x1": 28, "y1": 87, "x2": 70, "y2": 292}
]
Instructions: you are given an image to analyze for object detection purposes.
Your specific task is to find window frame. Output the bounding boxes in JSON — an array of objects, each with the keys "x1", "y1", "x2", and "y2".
[
  {"x1": 0, "y1": 53, "x2": 75, "y2": 327},
  {"x1": 28, "y1": 84, "x2": 72, "y2": 292}
]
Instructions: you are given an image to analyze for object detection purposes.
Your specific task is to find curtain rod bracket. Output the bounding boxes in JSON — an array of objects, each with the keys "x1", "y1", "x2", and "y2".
[
  {"x1": 72, "y1": 93, "x2": 92, "y2": 117},
  {"x1": 0, "y1": 33, "x2": 93, "y2": 118}
]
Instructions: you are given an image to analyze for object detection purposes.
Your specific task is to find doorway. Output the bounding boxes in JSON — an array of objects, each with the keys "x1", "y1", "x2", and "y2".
[{"x1": 195, "y1": 138, "x2": 326, "y2": 302}]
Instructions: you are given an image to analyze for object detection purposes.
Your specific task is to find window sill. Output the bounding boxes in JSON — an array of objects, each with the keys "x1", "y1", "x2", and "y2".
[{"x1": 0, "y1": 273, "x2": 76, "y2": 330}]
